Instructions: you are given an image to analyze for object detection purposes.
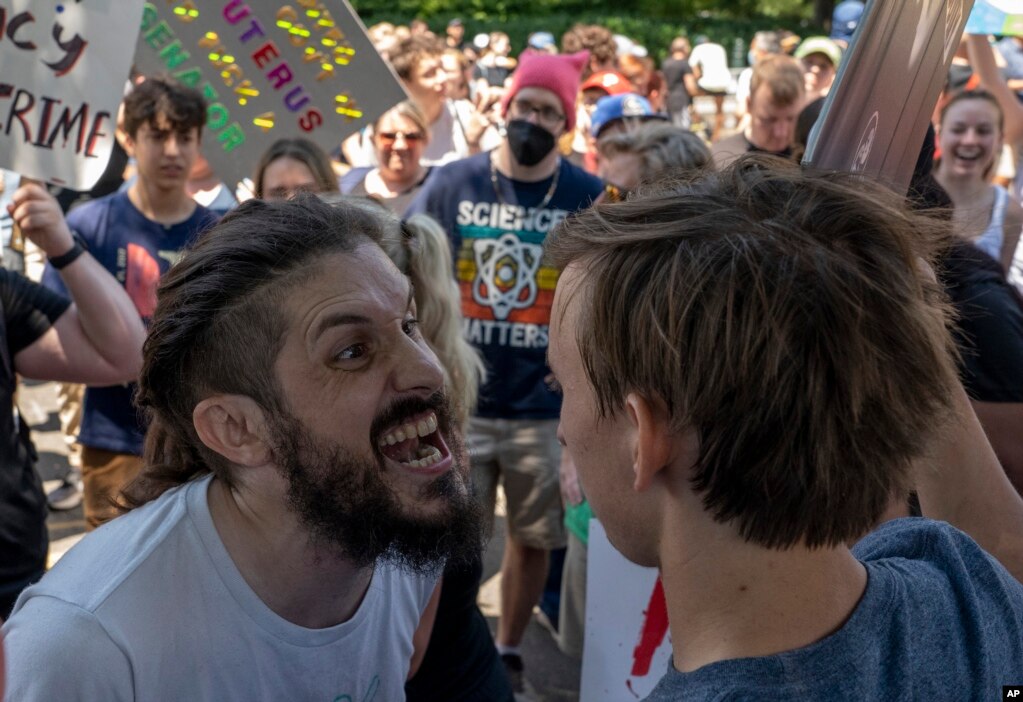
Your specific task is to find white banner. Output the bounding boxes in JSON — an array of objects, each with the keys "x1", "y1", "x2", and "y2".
[
  {"x1": 0, "y1": 0, "x2": 144, "y2": 189},
  {"x1": 580, "y1": 520, "x2": 673, "y2": 700}
]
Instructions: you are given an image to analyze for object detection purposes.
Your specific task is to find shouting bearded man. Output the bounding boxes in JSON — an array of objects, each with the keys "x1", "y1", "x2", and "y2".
[{"x1": 2, "y1": 197, "x2": 482, "y2": 701}]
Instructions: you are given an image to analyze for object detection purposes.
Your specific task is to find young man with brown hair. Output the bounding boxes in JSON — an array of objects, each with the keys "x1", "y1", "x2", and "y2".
[
  {"x1": 711, "y1": 54, "x2": 805, "y2": 166},
  {"x1": 546, "y1": 157, "x2": 1023, "y2": 699},
  {"x1": 41, "y1": 75, "x2": 217, "y2": 530}
]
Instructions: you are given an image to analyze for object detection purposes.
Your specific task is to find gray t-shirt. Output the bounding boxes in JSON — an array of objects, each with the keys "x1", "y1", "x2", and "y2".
[
  {"x1": 2, "y1": 475, "x2": 438, "y2": 702},
  {"x1": 645, "y1": 518, "x2": 1023, "y2": 701}
]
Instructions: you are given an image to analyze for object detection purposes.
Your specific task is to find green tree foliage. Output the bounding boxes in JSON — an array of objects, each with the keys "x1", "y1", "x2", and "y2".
[{"x1": 352, "y1": 0, "x2": 824, "y2": 64}]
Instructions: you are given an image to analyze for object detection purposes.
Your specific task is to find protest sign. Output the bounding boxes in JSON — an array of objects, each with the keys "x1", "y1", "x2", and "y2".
[
  {"x1": 132, "y1": 0, "x2": 408, "y2": 188},
  {"x1": 966, "y1": 0, "x2": 1023, "y2": 36},
  {"x1": 803, "y1": 0, "x2": 975, "y2": 191},
  {"x1": 580, "y1": 520, "x2": 672, "y2": 700},
  {"x1": 0, "y1": 1, "x2": 145, "y2": 190}
]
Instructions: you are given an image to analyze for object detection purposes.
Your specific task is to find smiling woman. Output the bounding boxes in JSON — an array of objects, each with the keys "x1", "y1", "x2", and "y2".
[{"x1": 340, "y1": 101, "x2": 433, "y2": 216}]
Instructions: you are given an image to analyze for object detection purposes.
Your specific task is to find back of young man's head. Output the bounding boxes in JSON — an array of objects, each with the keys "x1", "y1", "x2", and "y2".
[
  {"x1": 547, "y1": 156, "x2": 959, "y2": 549},
  {"x1": 122, "y1": 75, "x2": 207, "y2": 139}
]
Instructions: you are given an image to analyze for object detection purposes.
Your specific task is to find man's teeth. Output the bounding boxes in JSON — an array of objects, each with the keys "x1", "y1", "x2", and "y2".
[
  {"x1": 378, "y1": 412, "x2": 439, "y2": 447},
  {"x1": 404, "y1": 445, "x2": 442, "y2": 468}
]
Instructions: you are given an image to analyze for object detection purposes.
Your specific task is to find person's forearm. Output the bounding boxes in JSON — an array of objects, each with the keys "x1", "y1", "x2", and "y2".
[
  {"x1": 915, "y1": 385, "x2": 1023, "y2": 582},
  {"x1": 57, "y1": 253, "x2": 146, "y2": 376},
  {"x1": 966, "y1": 35, "x2": 1023, "y2": 145}
]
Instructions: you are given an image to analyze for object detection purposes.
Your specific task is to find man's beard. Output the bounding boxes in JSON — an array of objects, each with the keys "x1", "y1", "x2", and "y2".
[{"x1": 269, "y1": 392, "x2": 483, "y2": 574}]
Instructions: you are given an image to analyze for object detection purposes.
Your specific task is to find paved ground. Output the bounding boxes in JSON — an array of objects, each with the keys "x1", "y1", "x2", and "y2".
[{"x1": 21, "y1": 378, "x2": 582, "y2": 701}]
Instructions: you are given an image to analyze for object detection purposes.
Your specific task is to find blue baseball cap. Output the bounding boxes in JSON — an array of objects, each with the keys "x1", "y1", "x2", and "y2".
[
  {"x1": 528, "y1": 31, "x2": 556, "y2": 51},
  {"x1": 590, "y1": 93, "x2": 666, "y2": 138},
  {"x1": 830, "y1": 1, "x2": 864, "y2": 43}
]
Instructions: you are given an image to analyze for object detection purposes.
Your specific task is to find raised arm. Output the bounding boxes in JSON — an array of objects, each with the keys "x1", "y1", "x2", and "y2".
[
  {"x1": 965, "y1": 34, "x2": 1023, "y2": 146},
  {"x1": 9, "y1": 184, "x2": 145, "y2": 385},
  {"x1": 914, "y1": 383, "x2": 1023, "y2": 583}
]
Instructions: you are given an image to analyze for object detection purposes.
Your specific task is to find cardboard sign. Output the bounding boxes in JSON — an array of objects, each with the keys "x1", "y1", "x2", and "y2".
[
  {"x1": 803, "y1": 0, "x2": 976, "y2": 191},
  {"x1": 581, "y1": 520, "x2": 673, "y2": 700},
  {"x1": 0, "y1": 1, "x2": 145, "y2": 189},
  {"x1": 132, "y1": 0, "x2": 408, "y2": 188},
  {"x1": 966, "y1": 0, "x2": 1023, "y2": 36}
]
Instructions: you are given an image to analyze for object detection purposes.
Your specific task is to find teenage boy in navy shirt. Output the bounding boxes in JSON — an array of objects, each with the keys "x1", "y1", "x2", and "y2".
[{"x1": 43, "y1": 76, "x2": 217, "y2": 529}]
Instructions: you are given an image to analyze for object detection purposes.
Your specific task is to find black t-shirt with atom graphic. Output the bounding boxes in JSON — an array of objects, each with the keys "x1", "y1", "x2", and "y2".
[{"x1": 408, "y1": 152, "x2": 602, "y2": 419}]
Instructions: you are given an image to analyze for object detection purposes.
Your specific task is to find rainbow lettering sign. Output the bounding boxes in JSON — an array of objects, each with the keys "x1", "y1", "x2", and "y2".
[
  {"x1": 966, "y1": 0, "x2": 1023, "y2": 36},
  {"x1": 0, "y1": 1, "x2": 146, "y2": 189},
  {"x1": 132, "y1": 1, "x2": 409, "y2": 189}
]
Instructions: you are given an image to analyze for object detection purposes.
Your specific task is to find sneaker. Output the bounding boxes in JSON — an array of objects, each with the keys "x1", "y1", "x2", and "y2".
[
  {"x1": 47, "y1": 477, "x2": 83, "y2": 511},
  {"x1": 500, "y1": 653, "x2": 524, "y2": 694}
]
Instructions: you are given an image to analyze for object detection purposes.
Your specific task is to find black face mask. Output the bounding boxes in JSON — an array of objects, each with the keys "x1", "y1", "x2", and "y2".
[{"x1": 506, "y1": 119, "x2": 556, "y2": 167}]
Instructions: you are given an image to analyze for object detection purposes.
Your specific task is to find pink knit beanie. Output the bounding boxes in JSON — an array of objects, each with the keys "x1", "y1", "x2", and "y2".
[{"x1": 501, "y1": 50, "x2": 589, "y2": 131}]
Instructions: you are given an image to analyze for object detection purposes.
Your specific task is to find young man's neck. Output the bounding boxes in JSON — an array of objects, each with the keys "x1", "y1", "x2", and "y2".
[
  {"x1": 492, "y1": 141, "x2": 560, "y2": 182},
  {"x1": 128, "y1": 178, "x2": 197, "y2": 225},
  {"x1": 422, "y1": 95, "x2": 445, "y2": 126},
  {"x1": 207, "y1": 475, "x2": 374, "y2": 629},
  {"x1": 658, "y1": 502, "x2": 868, "y2": 673}
]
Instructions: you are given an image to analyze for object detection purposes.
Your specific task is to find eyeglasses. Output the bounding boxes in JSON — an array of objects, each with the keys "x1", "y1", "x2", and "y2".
[
  {"x1": 376, "y1": 131, "x2": 425, "y2": 145},
  {"x1": 509, "y1": 98, "x2": 565, "y2": 127},
  {"x1": 603, "y1": 182, "x2": 632, "y2": 203}
]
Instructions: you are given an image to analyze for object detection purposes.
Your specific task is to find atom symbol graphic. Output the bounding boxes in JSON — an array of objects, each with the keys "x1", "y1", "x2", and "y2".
[{"x1": 472, "y1": 233, "x2": 543, "y2": 321}]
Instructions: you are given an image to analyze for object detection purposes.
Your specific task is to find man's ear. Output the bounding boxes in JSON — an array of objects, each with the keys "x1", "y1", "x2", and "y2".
[
  {"x1": 625, "y1": 392, "x2": 673, "y2": 493},
  {"x1": 121, "y1": 132, "x2": 136, "y2": 158},
  {"x1": 193, "y1": 395, "x2": 272, "y2": 468}
]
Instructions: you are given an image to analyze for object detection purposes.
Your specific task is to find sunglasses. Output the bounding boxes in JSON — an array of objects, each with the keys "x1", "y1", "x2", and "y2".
[
  {"x1": 377, "y1": 131, "x2": 425, "y2": 145},
  {"x1": 604, "y1": 183, "x2": 632, "y2": 203}
]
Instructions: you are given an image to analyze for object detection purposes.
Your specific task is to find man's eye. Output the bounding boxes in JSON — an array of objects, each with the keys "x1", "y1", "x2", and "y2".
[
  {"x1": 403, "y1": 318, "x2": 421, "y2": 337},
  {"x1": 335, "y1": 344, "x2": 367, "y2": 361}
]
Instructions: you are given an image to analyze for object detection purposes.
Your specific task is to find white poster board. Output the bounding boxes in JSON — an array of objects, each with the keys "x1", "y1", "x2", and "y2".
[
  {"x1": 581, "y1": 520, "x2": 672, "y2": 700},
  {"x1": 0, "y1": 0, "x2": 145, "y2": 189},
  {"x1": 132, "y1": 0, "x2": 408, "y2": 188}
]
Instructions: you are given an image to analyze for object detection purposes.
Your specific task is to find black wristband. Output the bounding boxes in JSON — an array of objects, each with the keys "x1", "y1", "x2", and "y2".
[{"x1": 50, "y1": 236, "x2": 87, "y2": 270}]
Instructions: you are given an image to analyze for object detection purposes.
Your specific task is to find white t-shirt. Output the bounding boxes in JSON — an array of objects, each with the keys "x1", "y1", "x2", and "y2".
[
  {"x1": 689, "y1": 43, "x2": 733, "y2": 93},
  {"x1": 2, "y1": 475, "x2": 437, "y2": 702}
]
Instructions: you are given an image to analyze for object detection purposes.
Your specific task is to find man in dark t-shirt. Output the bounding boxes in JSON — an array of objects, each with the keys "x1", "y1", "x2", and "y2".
[
  {"x1": 408, "y1": 49, "x2": 601, "y2": 694},
  {"x1": 0, "y1": 183, "x2": 145, "y2": 616},
  {"x1": 661, "y1": 37, "x2": 698, "y2": 129},
  {"x1": 942, "y1": 240, "x2": 1023, "y2": 494}
]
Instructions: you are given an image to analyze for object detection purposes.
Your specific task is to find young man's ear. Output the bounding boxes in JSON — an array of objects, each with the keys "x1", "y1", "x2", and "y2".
[
  {"x1": 625, "y1": 392, "x2": 674, "y2": 493},
  {"x1": 193, "y1": 395, "x2": 272, "y2": 468}
]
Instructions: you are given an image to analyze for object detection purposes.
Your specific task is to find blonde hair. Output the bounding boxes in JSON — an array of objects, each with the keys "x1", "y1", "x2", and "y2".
[{"x1": 397, "y1": 214, "x2": 485, "y2": 425}]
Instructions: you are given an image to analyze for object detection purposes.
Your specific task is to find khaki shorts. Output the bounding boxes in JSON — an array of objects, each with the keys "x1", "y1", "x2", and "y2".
[{"x1": 469, "y1": 417, "x2": 566, "y2": 551}]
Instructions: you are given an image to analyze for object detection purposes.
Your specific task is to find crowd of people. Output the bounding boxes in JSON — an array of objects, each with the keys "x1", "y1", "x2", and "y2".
[{"x1": 0, "y1": 0, "x2": 1022, "y2": 699}]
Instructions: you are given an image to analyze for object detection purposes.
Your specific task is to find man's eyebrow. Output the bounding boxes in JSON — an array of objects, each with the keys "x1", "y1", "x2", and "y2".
[
  {"x1": 312, "y1": 283, "x2": 415, "y2": 341},
  {"x1": 312, "y1": 312, "x2": 372, "y2": 340}
]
